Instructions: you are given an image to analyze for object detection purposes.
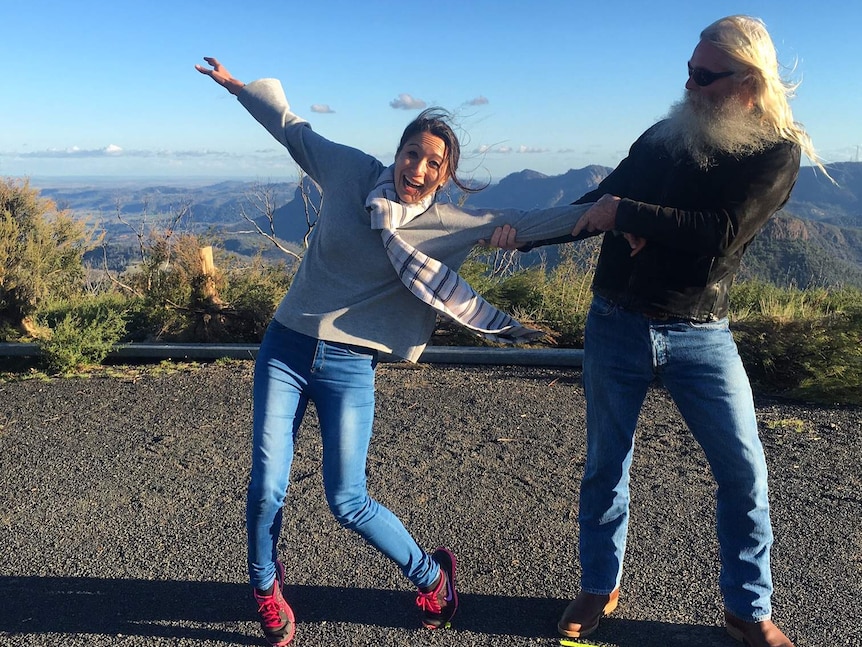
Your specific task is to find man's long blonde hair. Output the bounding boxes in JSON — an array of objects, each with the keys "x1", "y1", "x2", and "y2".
[{"x1": 702, "y1": 15, "x2": 832, "y2": 180}]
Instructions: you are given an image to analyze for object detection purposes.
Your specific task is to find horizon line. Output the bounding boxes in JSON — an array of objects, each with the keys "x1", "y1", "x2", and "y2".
[{"x1": 11, "y1": 160, "x2": 842, "y2": 188}]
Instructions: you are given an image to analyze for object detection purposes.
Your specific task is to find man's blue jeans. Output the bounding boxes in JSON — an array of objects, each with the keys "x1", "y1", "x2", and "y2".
[
  {"x1": 247, "y1": 321, "x2": 439, "y2": 592},
  {"x1": 579, "y1": 295, "x2": 774, "y2": 622}
]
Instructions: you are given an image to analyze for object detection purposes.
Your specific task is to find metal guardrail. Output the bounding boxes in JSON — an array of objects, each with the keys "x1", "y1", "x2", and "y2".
[{"x1": 0, "y1": 343, "x2": 584, "y2": 367}]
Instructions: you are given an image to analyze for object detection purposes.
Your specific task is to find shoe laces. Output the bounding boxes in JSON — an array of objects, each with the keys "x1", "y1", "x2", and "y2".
[
  {"x1": 256, "y1": 593, "x2": 286, "y2": 628},
  {"x1": 415, "y1": 588, "x2": 443, "y2": 614},
  {"x1": 415, "y1": 573, "x2": 445, "y2": 614}
]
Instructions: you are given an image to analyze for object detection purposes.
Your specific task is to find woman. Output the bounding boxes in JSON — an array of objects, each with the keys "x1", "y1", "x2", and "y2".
[{"x1": 196, "y1": 57, "x2": 593, "y2": 647}]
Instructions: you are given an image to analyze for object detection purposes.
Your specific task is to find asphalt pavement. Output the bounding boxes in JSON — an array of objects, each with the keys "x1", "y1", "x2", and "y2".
[{"x1": 1, "y1": 360, "x2": 860, "y2": 647}]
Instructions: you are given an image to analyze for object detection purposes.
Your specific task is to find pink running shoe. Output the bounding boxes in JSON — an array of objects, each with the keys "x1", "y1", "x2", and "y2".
[
  {"x1": 253, "y1": 560, "x2": 295, "y2": 646},
  {"x1": 416, "y1": 547, "x2": 458, "y2": 629}
]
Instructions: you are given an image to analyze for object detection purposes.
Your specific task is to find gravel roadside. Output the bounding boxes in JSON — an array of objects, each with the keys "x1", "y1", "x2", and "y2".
[{"x1": 1, "y1": 361, "x2": 860, "y2": 647}]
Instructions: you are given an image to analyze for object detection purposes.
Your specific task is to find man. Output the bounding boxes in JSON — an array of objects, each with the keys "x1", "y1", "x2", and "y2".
[{"x1": 492, "y1": 15, "x2": 830, "y2": 647}]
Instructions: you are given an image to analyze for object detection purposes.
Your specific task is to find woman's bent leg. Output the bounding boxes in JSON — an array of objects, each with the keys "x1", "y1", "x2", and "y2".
[{"x1": 310, "y1": 340, "x2": 438, "y2": 590}]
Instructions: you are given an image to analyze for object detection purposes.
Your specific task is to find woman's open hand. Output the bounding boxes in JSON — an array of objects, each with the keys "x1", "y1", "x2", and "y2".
[{"x1": 195, "y1": 57, "x2": 245, "y2": 96}]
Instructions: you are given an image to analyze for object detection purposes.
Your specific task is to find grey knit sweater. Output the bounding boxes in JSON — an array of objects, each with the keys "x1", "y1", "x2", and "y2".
[{"x1": 238, "y1": 79, "x2": 592, "y2": 362}]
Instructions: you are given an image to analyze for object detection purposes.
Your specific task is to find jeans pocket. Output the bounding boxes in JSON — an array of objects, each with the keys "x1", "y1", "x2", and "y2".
[
  {"x1": 330, "y1": 341, "x2": 377, "y2": 360},
  {"x1": 590, "y1": 294, "x2": 617, "y2": 318}
]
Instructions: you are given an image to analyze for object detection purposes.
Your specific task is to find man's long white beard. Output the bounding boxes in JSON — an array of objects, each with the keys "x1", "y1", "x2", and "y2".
[{"x1": 648, "y1": 93, "x2": 778, "y2": 169}]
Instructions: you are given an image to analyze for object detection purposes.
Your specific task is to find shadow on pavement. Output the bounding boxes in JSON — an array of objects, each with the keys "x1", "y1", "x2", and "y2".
[{"x1": 0, "y1": 576, "x2": 733, "y2": 645}]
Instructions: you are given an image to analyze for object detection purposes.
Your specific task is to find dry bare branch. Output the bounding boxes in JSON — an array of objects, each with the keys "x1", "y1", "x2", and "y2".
[
  {"x1": 99, "y1": 243, "x2": 144, "y2": 298},
  {"x1": 240, "y1": 180, "x2": 311, "y2": 260}
]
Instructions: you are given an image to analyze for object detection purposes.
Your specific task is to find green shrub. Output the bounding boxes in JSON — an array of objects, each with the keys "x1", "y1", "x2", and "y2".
[
  {"x1": 730, "y1": 279, "x2": 862, "y2": 320},
  {"x1": 220, "y1": 257, "x2": 295, "y2": 341},
  {"x1": 0, "y1": 178, "x2": 97, "y2": 337},
  {"x1": 35, "y1": 295, "x2": 129, "y2": 372},
  {"x1": 496, "y1": 269, "x2": 547, "y2": 313},
  {"x1": 462, "y1": 245, "x2": 596, "y2": 347},
  {"x1": 117, "y1": 234, "x2": 298, "y2": 343},
  {"x1": 732, "y1": 308, "x2": 862, "y2": 405},
  {"x1": 120, "y1": 234, "x2": 199, "y2": 340},
  {"x1": 537, "y1": 246, "x2": 596, "y2": 346}
]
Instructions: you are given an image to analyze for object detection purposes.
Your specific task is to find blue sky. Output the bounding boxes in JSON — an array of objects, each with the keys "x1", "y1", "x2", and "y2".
[{"x1": 2, "y1": 0, "x2": 859, "y2": 183}]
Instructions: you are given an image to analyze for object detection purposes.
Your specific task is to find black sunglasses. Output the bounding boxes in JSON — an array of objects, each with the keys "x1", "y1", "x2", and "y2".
[{"x1": 687, "y1": 64, "x2": 734, "y2": 87}]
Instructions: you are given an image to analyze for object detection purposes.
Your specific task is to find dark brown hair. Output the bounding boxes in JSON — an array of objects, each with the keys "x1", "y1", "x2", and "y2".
[{"x1": 396, "y1": 107, "x2": 479, "y2": 193}]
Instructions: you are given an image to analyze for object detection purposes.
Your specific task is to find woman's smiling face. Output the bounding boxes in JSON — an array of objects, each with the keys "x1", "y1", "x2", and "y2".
[{"x1": 392, "y1": 133, "x2": 450, "y2": 204}]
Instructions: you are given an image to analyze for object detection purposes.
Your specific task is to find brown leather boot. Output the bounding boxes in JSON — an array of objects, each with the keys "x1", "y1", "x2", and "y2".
[
  {"x1": 725, "y1": 610, "x2": 794, "y2": 647},
  {"x1": 557, "y1": 588, "x2": 619, "y2": 638}
]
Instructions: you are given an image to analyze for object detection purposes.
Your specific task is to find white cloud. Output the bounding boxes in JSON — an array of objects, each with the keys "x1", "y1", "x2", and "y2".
[
  {"x1": 18, "y1": 147, "x2": 118, "y2": 159},
  {"x1": 389, "y1": 93, "x2": 427, "y2": 110},
  {"x1": 0, "y1": 146, "x2": 300, "y2": 179},
  {"x1": 473, "y1": 145, "x2": 513, "y2": 155},
  {"x1": 466, "y1": 96, "x2": 489, "y2": 106},
  {"x1": 310, "y1": 104, "x2": 335, "y2": 114},
  {"x1": 472, "y1": 144, "x2": 549, "y2": 155},
  {"x1": 10, "y1": 147, "x2": 244, "y2": 160}
]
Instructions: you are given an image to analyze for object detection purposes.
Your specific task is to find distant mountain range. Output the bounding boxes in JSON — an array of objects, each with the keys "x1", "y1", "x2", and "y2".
[{"x1": 33, "y1": 161, "x2": 862, "y2": 288}]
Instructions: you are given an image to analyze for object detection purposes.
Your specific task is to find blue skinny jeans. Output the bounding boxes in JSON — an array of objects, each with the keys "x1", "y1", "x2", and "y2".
[
  {"x1": 246, "y1": 321, "x2": 439, "y2": 592},
  {"x1": 579, "y1": 295, "x2": 774, "y2": 622}
]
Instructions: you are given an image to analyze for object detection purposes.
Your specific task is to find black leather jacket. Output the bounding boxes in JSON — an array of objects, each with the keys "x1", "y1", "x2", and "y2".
[{"x1": 534, "y1": 121, "x2": 801, "y2": 321}]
